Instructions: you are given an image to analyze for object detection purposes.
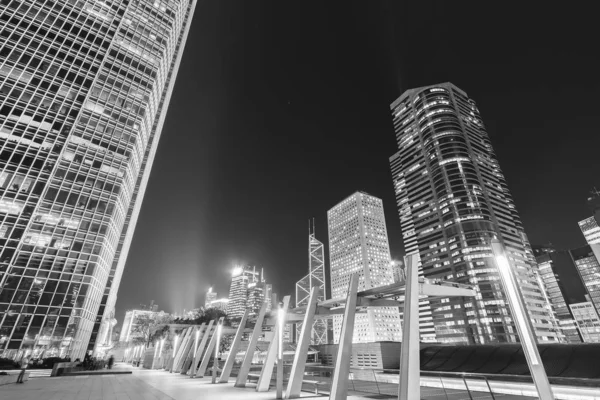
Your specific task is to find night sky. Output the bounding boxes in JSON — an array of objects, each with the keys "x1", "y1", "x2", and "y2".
[{"x1": 114, "y1": 2, "x2": 599, "y2": 323}]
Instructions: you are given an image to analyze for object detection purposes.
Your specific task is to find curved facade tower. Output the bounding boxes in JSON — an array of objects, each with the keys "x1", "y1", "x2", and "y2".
[
  {"x1": 390, "y1": 83, "x2": 559, "y2": 344},
  {"x1": 0, "y1": 0, "x2": 197, "y2": 360}
]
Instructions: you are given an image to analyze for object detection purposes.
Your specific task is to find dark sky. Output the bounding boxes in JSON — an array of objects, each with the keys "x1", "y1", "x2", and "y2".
[{"x1": 115, "y1": 1, "x2": 599, "y2": 323}]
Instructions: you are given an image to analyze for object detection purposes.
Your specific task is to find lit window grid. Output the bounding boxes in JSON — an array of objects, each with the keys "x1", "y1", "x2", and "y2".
[
  {"x1": 390, "y1": 83, "x2": 559, "y2": 344},
  {"x1": 0, "y1": 0, "x2": 195, "y2": 359},
  {"x1": 328, "y1": 192, "x2": 401, "y2": 343}
]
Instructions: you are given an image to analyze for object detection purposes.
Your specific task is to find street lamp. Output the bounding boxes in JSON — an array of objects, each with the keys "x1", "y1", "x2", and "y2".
[
  {"x1": 276, "y1": 303, "x2": 284, "y2": 399},
  {"x1": 212, "y1": 322, "x2": 223, "y2": 383},
  {"x1": 491, "y1": 239, "x2": 554, "y2": 400}
]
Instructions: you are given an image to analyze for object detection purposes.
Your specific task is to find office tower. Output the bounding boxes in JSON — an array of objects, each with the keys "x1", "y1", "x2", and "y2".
[
  {"x1": 570, "y1": 246, "x2": 600, "y2": 314},
  {"x1": 569, "y1": 302, "x2": 600, "y2": 343},
  {"x1": 389, "y1": 83, "x2": 559, "y2": 344},
  {"x1": 327, "y1": 192, "x2": 402, "y2": 343},
  {"x1": 295, "y1": 221, "x2": 328, "y2": 344},
  {"x1": 247, "y1": 270, "x2": 268, "y2": 318},
  {"x1": 0, "y1": 1, "x2": 197, "y2": 360},
  {"x1": 535, "y1": 252, "x2": 580, "y2": 343},
  {"x1": 204, "y1": 287, "x2": 217, "y2": 308},
  {"x1": 227, "y1": 265, "x2": 260, "y2": 318}
]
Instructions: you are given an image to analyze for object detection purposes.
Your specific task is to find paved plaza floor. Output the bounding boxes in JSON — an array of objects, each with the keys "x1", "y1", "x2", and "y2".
[
  {"x1": 0, "y1": 364, "x2": 327, "y2": 400},
  {"x1": 0, "y1": 363, "x2": 538, "y2": 400}
]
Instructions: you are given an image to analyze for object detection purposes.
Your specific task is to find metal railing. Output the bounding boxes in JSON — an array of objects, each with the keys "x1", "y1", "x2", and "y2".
[{"x1": 299, "y1": 367, "x2": 506, "y2": 399}]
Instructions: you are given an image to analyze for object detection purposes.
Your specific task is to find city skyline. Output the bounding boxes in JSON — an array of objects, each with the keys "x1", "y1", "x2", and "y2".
[{"x1": 113, "y1": 2, "x2": 599, "y2": 326}]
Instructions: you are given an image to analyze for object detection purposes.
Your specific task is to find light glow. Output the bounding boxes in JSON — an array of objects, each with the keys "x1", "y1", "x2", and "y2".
[
  {"x1": 494, "y1": 252, "x2": 539, "y2": 365},
  {"x1": 232, "y1": 267, "x2": 243, "y2": 277}
]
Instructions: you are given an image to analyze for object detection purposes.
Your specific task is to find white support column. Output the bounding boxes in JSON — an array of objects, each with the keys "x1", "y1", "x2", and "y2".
[
  {"x1": 197, "y1": 317, "x2": 225, "y2": 377},
  {"x1": 330, "y1": 274, "x2": 359, "y2": 400},
  {"x1": 491, "y1": 239, "x2": 555, "y2": 400},
  {"x1": 169, "y1": 329, "x2": 186, "y2": 372},
  {"x1": 181, "y1": 323, "x2": 205, "y2": 375},
  {"x1": 286, "y1": 287, "x2": 319, "y2": 399},
  {"x1": 398, "y1": 254, "x2": 421, "y2": 400},
  {"x1": 151, "y1": 343, "x2": 159, "y2": 369},
  {"x1": 175, "y1": 327, "x2": 194, "y2": 373},
  {"x1": 191, "y1": 320, "x2": 214, "y2": 378},
  {"x1": 256, "y1": 295, "x2": 290, "y2": 392},
  {"x1": 235, "y1": 301, "x2": 268, "y2": 387},
  {"x1": 219, "y1": 308, "x2": 250, "y2": 383}
]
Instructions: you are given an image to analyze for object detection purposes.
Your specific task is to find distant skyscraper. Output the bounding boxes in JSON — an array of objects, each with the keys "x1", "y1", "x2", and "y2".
[
  {"x1": 579, "y1": 190, "x2": 600, "y2": 266},
  {"x1": 205, "y1": 287, "x2": 217, "y2": 308},
  {"x1": 327, "y1": 192, "x2": 402, "y2": 343},
  {"x1": 226, "y1": 265, "x2": 262, "y2": 318},
  {"x1": 535, "y1": 252, "x2": 580, "y2": 343},
  {"x1": 247, "y1": 269, "x2": 268, "y2": 318},
  {"x1": 295, "y1": 221, "x2": 328, "y2": 344},
  {"x1": 0, "y1": 0, "x2": 197, "y2": 360},
  {"x1": 389, "y1": 82, "x2": 559, "y2": 344},
  {"x1": 570, "y1": 246, "x2": 600, "y2": 315}
]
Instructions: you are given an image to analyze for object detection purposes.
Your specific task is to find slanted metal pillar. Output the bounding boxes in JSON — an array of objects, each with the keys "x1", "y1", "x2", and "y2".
[
  {"x1": 219, "y1": 308, "x2": 250, "y2": 382},
  {"x1": 181, "y1": 323, "x2": 205, "y2": 375},
  {"x1": 491, "y1": 239, "x2": 554, "y2": 400},
  {"x1": 235, "y1": 301, "x2": 268, "y2": 387},
  {"x1": 191, "y1": 320, "x2": 214, "y2": 378},
  {"x1": 330, "y1": 274, "x2": 359, "y2": 400},
  {"x1": 398, "y1": 254, "x2": 420, "y2": 400},
  {"x1": 256, "y1": 295, "x2": 290, "y2": 392},
  {"x1": 286, "y1": 287, "x2": 319, "y2": 399},
  {"x1": 151, "y1": 343, "x2": 159, "y2": 369},
  {"x1": 197, "y1": 317, "x2": 224, "y2": 377},
  {"x1": 174, "y1": 327, "x2": 194, "y2": 373}
]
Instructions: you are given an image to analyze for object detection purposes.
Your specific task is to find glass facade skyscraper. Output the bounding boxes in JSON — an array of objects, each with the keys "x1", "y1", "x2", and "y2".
[
  {"x1": 0, "y1": 0, "x2": 197, "y2": 360},
  {"x1": 389, "y1": 82, "x2": 559, "y2": 344},
  {"x1": 327, "y1": 191, "x2": 402, "y2": 343}
]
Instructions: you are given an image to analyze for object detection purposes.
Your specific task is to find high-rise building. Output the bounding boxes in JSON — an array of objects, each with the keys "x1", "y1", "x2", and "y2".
[
  {"x1": 327, "y1": 192, "x2": 402, "y2": 343},
  {"x1": 247, "y1": 270, "x2": 268, "y2": 318},
  {"x1": 570, "y1": 246, "x2": 600, "y2": 315},
  {"x1": 579, "y1": 190, "x2": 600, "y2": 274},
  {"x1": 0, "y1": 0, "x2": 197, "y2": 360},
  {"x1": 295, "y1": 221, "x2": 328, "y2": 344},
  {"x1": 226, "y1": 265, "x2": 260, "y2": 319},
  {"x1": 204, "y1": 287, "x2": 217, "y2": 308},
  {"x1": 569, "y1": 302, "x2": 600, "y2": 343},
  {"x1": 535, "y1": 251, "x2": 580, "y2": 343},
  {"x1": 389, "y1": 82, "x2": 559, "y2": 344}
]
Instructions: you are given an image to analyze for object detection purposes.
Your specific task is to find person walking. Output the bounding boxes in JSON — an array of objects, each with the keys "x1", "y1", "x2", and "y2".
[
  {"x1": 107, "y1": 355, "x2": 114, "y2": 369},
  {"x1": 16, "y1": 357, "x2": 29, "y2": 383}
]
